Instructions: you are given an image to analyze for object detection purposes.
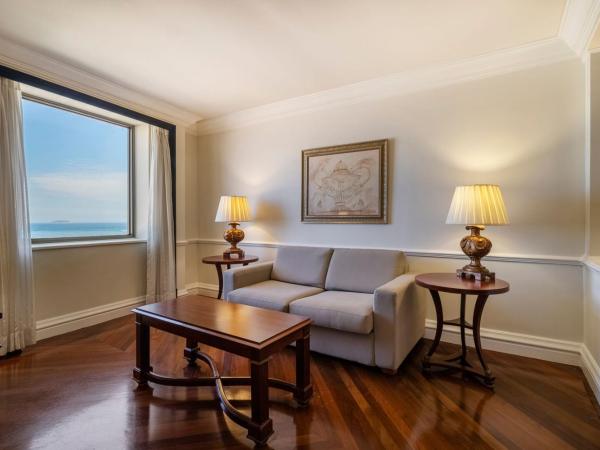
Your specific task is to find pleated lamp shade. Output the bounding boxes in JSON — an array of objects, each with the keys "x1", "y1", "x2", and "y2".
[
  {"x1": 214, "y1": 195, "x2": 251, "y2": 223},
  {"x1": 446, "y1": 185, "x2": 509, "y2": 226}
]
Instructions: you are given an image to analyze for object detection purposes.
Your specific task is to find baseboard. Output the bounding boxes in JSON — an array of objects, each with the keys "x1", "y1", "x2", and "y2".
[
  {"x1": 184, "y1": 282, "x2": 219, "y2": 298},
  {"x1": 581, "y1": 344, "x2": 600, "y2": 404},
  {"x1": 424, "y1": 319, "x2": 582, "y2": 366},
  {"x1": 36, "y1": 295, "x2": 145, "y2": 340}
]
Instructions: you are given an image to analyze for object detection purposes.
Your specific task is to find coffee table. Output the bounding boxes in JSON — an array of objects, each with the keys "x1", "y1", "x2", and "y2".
[{"x1": 132, "y1": 295, "x2": 313, "y2": 445}]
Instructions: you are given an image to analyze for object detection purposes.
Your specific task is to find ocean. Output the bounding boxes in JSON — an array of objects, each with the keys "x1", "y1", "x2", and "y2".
[{"x1": 31, "y1": 222, "x2": 129, "y2": 239}]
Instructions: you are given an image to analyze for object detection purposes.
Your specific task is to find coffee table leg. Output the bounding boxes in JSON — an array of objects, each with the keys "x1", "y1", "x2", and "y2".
[
  {"x1": 294, "y1": 328, "x2": 313, "y2": 406},
  {"x1": 248, "y1": 359, "x2": 273, "y2": 445},
  {"x1": 133, "y1": 314, "x2": 150, "y2": 387},
  {"x1": 216, "y1": 264, "x2": 224, "y2": 299},
  {"x1": 184, "y1": 338, "x2": 199, "y2": 366}
]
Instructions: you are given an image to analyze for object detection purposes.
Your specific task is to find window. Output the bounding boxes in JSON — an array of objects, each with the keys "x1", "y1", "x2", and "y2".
[{"x1": 22, "y1": 96, "x2": 133, "y2": 242}]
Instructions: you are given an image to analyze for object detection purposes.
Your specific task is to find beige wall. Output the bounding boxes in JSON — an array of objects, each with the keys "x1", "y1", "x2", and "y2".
[
  {"x1": 33, "y1": 243, "x2": 146, "y2": 320},
  {"x1": 589, "y1": 53, "x2": 600, "y2": 256},
  {"x1": 586, "y1": 54, "x2": 600, "y2": 368},
  {"x1": 189, "y1": 59, "x2": 586, "y2": 342},
  {"x1": 196, "y1": 60, "x2": 585, "y2": 256}
]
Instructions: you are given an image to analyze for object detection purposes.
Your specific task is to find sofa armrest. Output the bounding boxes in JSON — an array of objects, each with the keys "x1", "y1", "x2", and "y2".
[
  {"x1": 223, "y1": 261, "x2": 274, "y2": 299},
  {"x1": 373, "y1": 273, "x2": 426, "y2": 371}
]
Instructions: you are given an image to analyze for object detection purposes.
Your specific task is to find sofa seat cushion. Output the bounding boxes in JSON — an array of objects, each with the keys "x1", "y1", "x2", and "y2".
[
  {"x1": 325, "y1": 248, "x2": 407, "y2": 293},
  {"x1": 271, "y1": 246, "x2": 333, "y2": 288},
  {"x1": 289, "y1": 291, "x2": 373, "y2": 334},
  {"x1": 226, "y1": 280, "x2": 323, "y2": 312}
]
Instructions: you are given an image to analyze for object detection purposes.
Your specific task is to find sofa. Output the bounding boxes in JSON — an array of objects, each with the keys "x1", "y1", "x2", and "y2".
[{"x1": 222, "y1": 246, "x2": 426, "y2": 372}]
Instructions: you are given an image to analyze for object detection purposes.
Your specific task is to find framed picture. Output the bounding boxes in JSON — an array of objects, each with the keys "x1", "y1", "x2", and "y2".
[{"x1": 302, "y1": 139, "x2": 388, "y2": 223}]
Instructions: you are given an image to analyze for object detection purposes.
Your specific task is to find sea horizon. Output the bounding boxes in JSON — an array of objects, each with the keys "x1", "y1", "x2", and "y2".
[{"x1": 31, "y1": 221, "x2": 128, "y2": 238}]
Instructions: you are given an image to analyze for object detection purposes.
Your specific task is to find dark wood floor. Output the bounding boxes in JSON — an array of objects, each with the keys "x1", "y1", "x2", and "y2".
[{"x1": 1, "y1": 316, "x2": 599, "y2": 450}]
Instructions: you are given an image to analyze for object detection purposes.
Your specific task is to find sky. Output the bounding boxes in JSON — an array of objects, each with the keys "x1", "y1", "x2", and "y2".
[{"x1": 22, "y1": 98, "x2": 129, "y2": 224}]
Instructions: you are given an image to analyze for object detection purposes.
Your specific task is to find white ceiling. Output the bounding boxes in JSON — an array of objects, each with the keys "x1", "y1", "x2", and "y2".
[{"x1": 0, "y1": 0, "x2": 566, "y2": 120}]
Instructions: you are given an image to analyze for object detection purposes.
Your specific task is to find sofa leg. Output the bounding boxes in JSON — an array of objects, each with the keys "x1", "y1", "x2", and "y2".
[{"x1": 380, "y1": 368, "x2": 397, "y2": 376}]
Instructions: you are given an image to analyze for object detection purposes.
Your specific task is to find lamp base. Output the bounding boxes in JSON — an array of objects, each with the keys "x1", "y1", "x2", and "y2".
[
  {"x1": 222, "y1": 222, "x2": 245, "y2": 259},
  {"x1": 456, "y1": 225, "x2": 495, "y2": 282},
  {"x1": 456, "y1": 266, "x2": 495, "y2": 282},
  {"x1": 223, "y1": 247, "x2": 245, "y2": 259}
]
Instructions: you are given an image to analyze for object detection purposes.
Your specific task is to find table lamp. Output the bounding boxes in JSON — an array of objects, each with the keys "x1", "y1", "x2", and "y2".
[
  {"x1": 215, "y1": 195, "x2": 251, "y2": 259},
  {"x1": 446, "y1": 184, "x2": 509, "y2": 281}
]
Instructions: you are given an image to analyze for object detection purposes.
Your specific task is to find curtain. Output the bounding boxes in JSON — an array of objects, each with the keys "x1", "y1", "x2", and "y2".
[
  {"x1": 0, "y1": 77, "x2": 36, "y2": 355},
  {"x1": 146, "y1": 126, "x2": 176, "y2": 303}
]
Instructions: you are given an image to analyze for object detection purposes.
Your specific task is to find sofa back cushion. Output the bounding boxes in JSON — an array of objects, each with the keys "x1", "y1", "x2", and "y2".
[
  {"x1": 271, "y1": 246, "x2": 334, "y2": 288},
  {"x1": 325, "y1": 248, "x2": 407, "y2": 293}
]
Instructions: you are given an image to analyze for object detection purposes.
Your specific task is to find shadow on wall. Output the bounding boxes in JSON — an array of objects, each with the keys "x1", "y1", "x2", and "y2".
[
  {"x1": 254, "y1": 200, "x2": 286, "y2": 224},
  {"x1": 242, "y1": 200, "x2": 287, "y2": 243}
]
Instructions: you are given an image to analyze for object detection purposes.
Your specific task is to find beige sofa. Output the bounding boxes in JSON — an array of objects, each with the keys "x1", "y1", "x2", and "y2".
[{"x1": 223, "y1": 246, "x2": 425, "y2": 372}]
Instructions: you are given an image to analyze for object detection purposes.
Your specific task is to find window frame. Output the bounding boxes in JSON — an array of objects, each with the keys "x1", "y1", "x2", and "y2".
[{"x1": 23, "y1": 94, "x2": 136, "y2": 244}]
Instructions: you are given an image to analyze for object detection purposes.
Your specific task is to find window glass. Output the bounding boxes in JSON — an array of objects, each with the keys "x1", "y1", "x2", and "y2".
[{"x1": 22, "y1": 98, "x2": 131, "y2": 240}]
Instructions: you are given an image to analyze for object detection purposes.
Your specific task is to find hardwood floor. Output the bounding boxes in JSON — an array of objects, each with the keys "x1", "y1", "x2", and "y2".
[{"x1": 1, "y1": 315, "x2": 599, "y2": 450}]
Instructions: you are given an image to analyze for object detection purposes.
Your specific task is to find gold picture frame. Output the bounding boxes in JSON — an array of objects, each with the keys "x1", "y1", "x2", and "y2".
[{"x1": 302, "y1": 139, "x2": 388, "y2": 224}]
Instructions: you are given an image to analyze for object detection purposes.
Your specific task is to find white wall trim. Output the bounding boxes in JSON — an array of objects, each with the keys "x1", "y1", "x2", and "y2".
[
  {"x1": 559, "y1": 0, "x2": 600, "y2": 56},
  {"x1": 36, "y1": 295, "x2": 145, "y2": 340},
  {"x1": 0, "y1": 35, "x2": 200, "y2": 127},
  {"x1": 181, "y1": 237, "x2": 584, "y2": 267},
  {"x1": 184, "y1": 282, "x2": 220, "y2": 298},
  {"x1": 195, "y1": 38, "x2": 575, "y2": 135},
  {"x1": 581, "y1": 344, "x2": 600, "y2": 404},
  {"x1": 424, "y1": 319, "x2": 582, "y2": 366}
]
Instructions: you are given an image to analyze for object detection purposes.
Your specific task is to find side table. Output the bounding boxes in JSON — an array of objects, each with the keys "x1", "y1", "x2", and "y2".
[
  {"x1": 415, "y1": 273, "x2": 509, "y2": 388},
  {"x1": 201, "y1": 254, "x2": 259, "y2": 300},
  {"x1": 187, "y1": 255, "x2": 260, "y2": 365}
]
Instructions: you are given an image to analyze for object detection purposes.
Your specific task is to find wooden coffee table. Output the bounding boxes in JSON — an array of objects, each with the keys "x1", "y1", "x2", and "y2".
[{"x1": 132, "y1": 295, "x2": 313, "y2": 445}]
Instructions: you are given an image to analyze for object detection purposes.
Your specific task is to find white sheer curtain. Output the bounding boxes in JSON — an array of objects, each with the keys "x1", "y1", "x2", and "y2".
[
  {"x1": 0, "y1": 77, "x2": 36, "y2": 354},
  {"x1": 146, "y1": 126, "x2": 176, "y2": 303}
]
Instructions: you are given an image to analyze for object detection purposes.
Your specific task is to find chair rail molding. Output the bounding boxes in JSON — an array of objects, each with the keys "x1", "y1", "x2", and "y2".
[
  {"x1": 180, "y1": 237, "x2": 584, "y2": 267},
  {"x1": 0, "y1": 35, "x2": 200, "y2": 127},
  {"x1": 195, "y1": 38, "x2": 575, "y2": 135}
]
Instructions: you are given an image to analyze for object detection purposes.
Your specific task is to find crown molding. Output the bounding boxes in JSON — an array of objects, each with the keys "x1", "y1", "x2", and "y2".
[
  {"x1": 196, "y1": 37, "x2": 575, "y2": 136},
  {"x1": 559, "y1": 0, "x2": 600, "y2": 56},
  {"x1": 0, "y1": 35, "x2": 201, "y2": 127}
]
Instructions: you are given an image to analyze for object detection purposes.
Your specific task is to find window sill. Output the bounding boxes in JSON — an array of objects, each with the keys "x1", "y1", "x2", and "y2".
[{"x1": 32, "y1": 238, "x2": 147, "y2": 251}]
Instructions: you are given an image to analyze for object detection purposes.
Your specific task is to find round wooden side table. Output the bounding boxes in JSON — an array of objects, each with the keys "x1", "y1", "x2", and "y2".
[
  {"x1": 415, "y1": 273, "x2": 510, "y2": 388},
  {"x1": 202, "y1": 254, "x2": 259, "y2": 299}
]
